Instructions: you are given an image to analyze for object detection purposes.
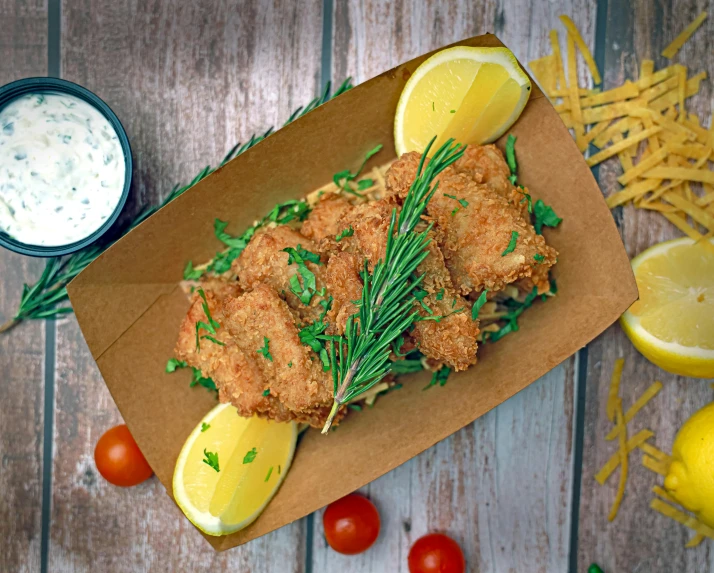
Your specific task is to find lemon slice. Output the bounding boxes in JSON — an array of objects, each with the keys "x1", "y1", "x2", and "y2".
[
  {"x1": 621, "y1": 238, "x2": 714, "y2": 378},
  {"x1": 173, "y1": 403, "x2": 297, "y2": 536},
  {"x1": 394, "y1": 46, "x2": 531, "y2": 156}
]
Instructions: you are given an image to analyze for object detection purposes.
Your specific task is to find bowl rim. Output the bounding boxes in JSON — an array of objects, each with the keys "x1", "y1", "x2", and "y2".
[{"x1": 0, "y1": 76, "x2": 133, "y2": 257}]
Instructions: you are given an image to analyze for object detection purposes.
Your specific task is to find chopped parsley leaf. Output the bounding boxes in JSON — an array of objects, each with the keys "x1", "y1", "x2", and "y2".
[
  {"x1": 486, "y1": 287, "x2": 540, "y2": 342},
  {"x1": 190, "y1": 367, "x2": 217, "y2": 392},
  {"x1": 183, "y1": 260, "x2": 203, "y2": 280},
  {"x1": 200, "y1": 422, "x2": 210, "y2": 432},
  {"x1": 336, "y1": 226, "x2": 354, "y2": 242},
  {"x1": 319, "y1": 295, "x2": 333, "y2": 322},
  {"x1": 444, "y1": 193, "x2": 469, "y2": 208},
  {"x1": 283, "y1": 245, "x2": 320, "y2": 304},
  {"x1": 257, "y1": 337, "x2": 273, "y2": 361},
  {"x1": 435, "y1": 288, "x2": 445, "y2": 301},
  {"x1": 471, "y1": 290, "x2": 488, "y2": 321},
  {"x1": 424, "y1": 367, "x2": 452, "y2": 390},
  {"x1": 518, "y1": 188, "x2": 533, "y2": 214},
  {"x1": 505, "y1": 134, "x2": 518, "y2": 182},
  {"x1": 533, "y1": 199, "x2": 563, "y2": 234},
  {"x1": 333, "y1": 144, "x2": 383, "y2": 195},
  {"x1": 243, "y1": 447, "x2": 258, "y2": 464},
  {"x1": 288, "y1": 361, "x2": 293, "y2": 368},
  {"x1": 348, "y1": 404, "x2": 362, "y2": 412},
  {"x1": 166, "y1": 358, "x2": 187, "y2": 373},
  {"x1": 202, "y1": 449, "x2": 220, "y2": 472},
  {"x1": 262, "y1": 389, "x2": 270, "y2": 397},
  {"x1": 413, "y1": 287, "x2": 433, "y2": 315},
  {"x1": 501, "y1": 231, "x2": 519, "y2": 256},
  {"x1": 298, "y1": 320, "x2": 332, "y2": 371},
  {"x1": 357, "y1": 178, "x2": 374, "y2": 190},
  {"x1": 265, "y1": 467, "x2": 273, "y2": 482},
  {"x1": 195, "y1": 288, "x2": 224, "y2": 351},
  {"x1": 534, "y1": 253, "x2": 545, "y2": 263}
]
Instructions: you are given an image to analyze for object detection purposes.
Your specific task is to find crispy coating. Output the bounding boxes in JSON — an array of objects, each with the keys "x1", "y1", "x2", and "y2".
[
  {"x1": 386, "y1": 147, "x2": 558, "y2": 295},
  {"x1": 232, "y1": 225, "x2": 327, "y2": 324},
  {"x1": 175, "y1": 282, "x2": 338, "y2": 428},
  {"x1": 301, "y1": 193, "x2": 355, "y2": 243},
  {"x1": 324, "y1": 251, "x2": 363, "y2": 335},
  {"x1": 329, "y1": 199, "x2": 479, "y2": 370}
]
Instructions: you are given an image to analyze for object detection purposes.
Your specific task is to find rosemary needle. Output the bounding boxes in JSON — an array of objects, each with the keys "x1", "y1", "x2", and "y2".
[
  {"x1": 321, "y1": 137, "x2": 466, "y2": 433},
  {"x1": 0, "y1": 79, "x2": 353, "y2": 334}
]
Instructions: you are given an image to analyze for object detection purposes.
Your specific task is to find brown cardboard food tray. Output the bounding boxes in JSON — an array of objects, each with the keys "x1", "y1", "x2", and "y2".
[{"x1": 67, "y1": 33, "x2": 637, "y2": 551}]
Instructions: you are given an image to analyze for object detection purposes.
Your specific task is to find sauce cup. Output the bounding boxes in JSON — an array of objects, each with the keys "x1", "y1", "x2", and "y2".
[{"x1": 0, "y1": 77, "x2": 132, "y2": 257}]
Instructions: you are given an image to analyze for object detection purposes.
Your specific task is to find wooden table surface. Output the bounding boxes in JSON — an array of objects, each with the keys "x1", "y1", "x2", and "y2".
[{"x1": 0, "y1": 1, "x2": 712, "y2": 571}]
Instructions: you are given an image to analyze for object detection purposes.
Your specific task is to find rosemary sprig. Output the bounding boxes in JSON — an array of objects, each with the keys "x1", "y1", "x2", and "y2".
[
  {"x1": 0, "y1": 79, "x2": 353, "y2": 334},
  {"x1": 321, "y1": 138, "x2": 465, "y2": 433}
]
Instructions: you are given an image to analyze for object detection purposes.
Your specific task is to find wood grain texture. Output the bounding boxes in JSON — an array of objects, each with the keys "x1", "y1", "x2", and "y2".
[
  {"x1": 577, "y1": 1, "x2": 714, "y2": 572},
  {"x1": 0, "y1": 2, "x2": 47, "y2": 573},
  {"x1": 49, "y1": 1, "x2": 322, "y2": 570},
  {"x1": 323, "y1": 1, "x2": 597, "y2": 570}
]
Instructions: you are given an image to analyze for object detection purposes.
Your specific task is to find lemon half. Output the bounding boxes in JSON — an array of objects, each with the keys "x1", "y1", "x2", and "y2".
[
  {"x1": 173, "y1": 403, "x2": 297, "y2": 536},
  {"x1": 620, "y1": 238, "x2": 714, "y2": 378},
  {"x1": 394, "y1": 46, "x2": 531, "y2": 156}
]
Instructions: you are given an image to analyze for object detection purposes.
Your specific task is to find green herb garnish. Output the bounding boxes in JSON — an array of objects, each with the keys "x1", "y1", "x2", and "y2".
[
  {"x1": 336, "y1": 226, "x2": 354, "y2": 242},
  {"x1": 183, "y1": 260, "x2": 203, "y2": 280},
  {"x1": 534, "y1": 253, "x2": 545, "y2": 263},
  {"x1": 257, "y1": 337, "x2": 273, "y2": 361},
  {"x1": 194, "y1": 288, "x2": 224, "y2": 351},
  {"x1": 166, "y1": 358, "x2": 187, "y2": 373},
  {"x1": 283, "y1": 245, "x2": 320, "y2": 304},
  {"x1": 533, "y1": 199, "x2": 563, "y2": 234},
  {"x1": 486, "y1": 287, "x2": 540, "y2": 342},
  {"x1": 471, "y1": 290, "x2": 488, "y2": 321},
  {"x1": 501, "y1": 231, "x2": 519, "y2": 256},
  {"x1": 265, "y1": 467, "x2": 274, "y2": 482},
  {"x1": 202, "y1": 449, "x2": 220, "y2": 472},
  {"x1": 190, "y1": 367, "x2": 217, "y2": 392},
  {"x1": 333, "y1": 144, "x2": 383, "y2": 195},
  {"x1": 424, "y1": 366, "x2": 451, "y2": 390},
  {"x1": 243, "y1": 447, "x2": 258, "y2": 464},
  {"x1": 435, "y1": 288, "x2": 445, "y2": 301},
  {"x1": 505, "y1": 134, "x2": 518, "y2": 185},
  {"x1": 348, "y1": 404, "x2": 362, "y2": 412},
  {"x1": 444, "y1": 194, "x2": 469, "y2": 208},
  {"x1": 262, "y1": 389, "x2": 270, "y2": 396},
  {"x1": 287, "y1": 361, "x2": 293, "y2": 368},
  {"x1": 357, "y1": 179, "x2": 374, "y2": 190},
  {"x1": 200, "y1": 422, "x2": 210, "y2": 432}
]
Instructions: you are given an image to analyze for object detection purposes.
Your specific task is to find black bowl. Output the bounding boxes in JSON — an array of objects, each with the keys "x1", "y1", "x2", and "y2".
[{"x1": 0, "y1": 77, "x2": 132, "y2": 257}]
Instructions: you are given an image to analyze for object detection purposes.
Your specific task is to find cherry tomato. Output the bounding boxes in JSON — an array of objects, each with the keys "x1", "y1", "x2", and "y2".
[
  {"x1": 323, "y1": 493, "x2": 380, "y2": 554},
  {"x1": 408, "y1": 533, "x2": 465, "y2": 573},
  {"x1": 94, "y1": 424, "x2": 153, "y2": 487}
]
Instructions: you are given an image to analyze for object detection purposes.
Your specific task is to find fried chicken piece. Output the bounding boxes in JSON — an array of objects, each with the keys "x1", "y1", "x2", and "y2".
[
  {"x1": 428, "y1": 179, "x2": 557, "y2": 294},
  {"x1": 324, "y1": 251, "x2": 363, "y2": 335},
  {"x1": 301, "y1": 193, "x2": 355, "y2": 243},
  {"x1": 175, "y1": 282, "x2": 339, "y2": 428},
  {"x1": 386, "y1": 148, "x2": 557, "y2": 295},
  {"x1": 329, "y1": 199, "x2": 479, "y2": 370},
  {"x1": 232, "y1": 225, "x2": 327, "y2": 324}
]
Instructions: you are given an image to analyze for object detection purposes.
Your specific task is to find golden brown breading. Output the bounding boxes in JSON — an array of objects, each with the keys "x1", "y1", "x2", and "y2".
[
  {"x1": 329, "y1": 199, "x2": 479, "y2": 370},
  {"x1": 386, "y1": 147, "x2": 558, "y2": 295},
  {"x1": 232, "y1": 225, "x2": 328, "y2": 324},
  {"x1": 175, "y1": 282, "x2": 339, "y2": 428},
  {"x1": 324, "y1": 251, "x2": 363, "y2": 335},
  {"x1": 301, "y1": 193, "x2": 355, "y2": 243}
]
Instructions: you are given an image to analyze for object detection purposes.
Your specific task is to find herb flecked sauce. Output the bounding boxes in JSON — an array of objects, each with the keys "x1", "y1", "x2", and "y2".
[{"x1": 0, "y1": 93, "x2": 125, "y2": 246}]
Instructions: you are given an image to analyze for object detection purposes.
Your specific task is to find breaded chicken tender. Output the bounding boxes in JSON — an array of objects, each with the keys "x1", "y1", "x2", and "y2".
[
  {"x1": 328, "y1": 199, "x2": 479, "y2": 370},
  {"x1": 175, "y1": 281, "x2": 339, "y2": 428},
  {"x1": 232, "y1": 225, "x2": 328, "y2": 324},
  {"x1": 324, "y1": 251, "x2": 363, "y2": 335},
  {"x1": 301, "y1": 193, "x2": 355, "y2": 243}
]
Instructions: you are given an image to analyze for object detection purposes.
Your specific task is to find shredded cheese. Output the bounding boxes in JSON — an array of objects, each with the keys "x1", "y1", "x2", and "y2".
[
  {"x1": 608, "y1": 402, "x2": 628, "y2": 521},
  {"x1": 661, "y1": 11, "x2": 708, "y2": 59}
]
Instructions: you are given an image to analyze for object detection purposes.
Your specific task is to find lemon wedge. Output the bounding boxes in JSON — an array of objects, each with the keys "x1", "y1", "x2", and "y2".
[
  {"x1": 621, "y1": 238, "x2": 714, "y2": 378},
  {"x1": 173, "y1": 403, "x2": 297, "y2": 536},
  {"x1": 394, "y1": 46, "x2": 531, "y2": 156}
]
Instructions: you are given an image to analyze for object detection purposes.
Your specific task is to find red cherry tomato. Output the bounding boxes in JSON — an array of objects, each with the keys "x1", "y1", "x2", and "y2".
[
  {"x1": 94, "y1": 424, "x2": 153, "y2": 487},
  {"x1": 408, "y1": 533, "x2": 465, "y2": 573},
  {"x1": 323, "y1": 493, "x2": 381, "y2": 554}
]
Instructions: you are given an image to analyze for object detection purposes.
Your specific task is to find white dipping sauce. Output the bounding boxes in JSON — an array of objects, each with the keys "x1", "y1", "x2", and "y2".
[{"x1": 0, "y1": 93, "x2": 125, "y2": 246}]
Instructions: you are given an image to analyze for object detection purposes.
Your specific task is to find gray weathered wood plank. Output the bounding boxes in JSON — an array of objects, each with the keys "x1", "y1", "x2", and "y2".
[
  {"x1": 317, "y1": 1, "x2": 596, "y2": 570},
  {"x1": 49, "y1": 1, "x2": 323, "y2": 570},
  {"x1": 577, "y1": 1, "x2": 714, "y2": 572},
  {"x1": 0, "y1": 2, "x2": 48, "y2": 572}
]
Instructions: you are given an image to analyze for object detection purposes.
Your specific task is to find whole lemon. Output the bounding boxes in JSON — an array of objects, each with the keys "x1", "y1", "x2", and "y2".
[{"x1": 664, "y1": 402, "x2": 714, "y2": 528}]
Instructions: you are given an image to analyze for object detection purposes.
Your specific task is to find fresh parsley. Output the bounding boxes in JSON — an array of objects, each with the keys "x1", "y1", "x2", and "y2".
[
  {"x1": 257, "y1": 337, "x2": 273, "y2": 361},
  {"x1": 333, "y1": 144, "x2": 383, "y2": 195},
  {"x1": 534, "y1": 253, "x2": 545, "y2": 263},
  {"x1": 471, "y1": 290, "x2": 488, "y2": 321},
  {"x1": 444, "y1": 193, "x2": 469, "y2": 208},
  {"x1": 390, "y1": 350, "x2": 425, "y2": 375},
  {"x1": 283, "y1": 245, "x2": 321, "y2": 304},
  {"x1": 183, "y1": 261, "x2": 203, "y2": 280},
  {"x1": 348, "y1": 404, "x2": 362, "y2": 412},
  {"x1": 287, "y1": 361, "x2": 293, "y2": 368},
  {"x1": 501, "y1": 231, "x2": 519, "y2": 256},
  {"x1": 424, "y1": 366, "x2": 452, "y2": 390},
  {"x1": 165, "y1": 358, "x2": 187, "y2": 373},
  {"x1": 195, "y1": 288, "x2": 225, "y2": 351},
  {"x1": 335, "y1": 226, "x2": 354, "y2": 242},
  {"x1": 533, "y1": 199, "x2": 563, "y2": 234},
  {"x1": 203, "y1": 449, "x2": 220, "y2": 472},
  {"x1": 413, "y1": 287, "x2": 433, "y2": 315},
  {"x1": 505, "y1": 134, "x2": 518, "y2": 185},
  {"x1": 265, "y1": 467, "x2": 273, "y2": 482},
  {"x1": 190, "y1": 367, "x2": 217, "y2": 392},
  {"x1": 486, "y1": 287, "x2": 540, "y2": 342},
  {"x1": 435, "y1": 288, "x2": 445, "y2": 301},
  {"x1": 262, "y1": 388, "x2": 270, "y2": 397},
  {"x1": 243, "y1": 447, "x2": 258, "y2": 464},
  {"x1": 200, "y1": 422, "x2": 210, "y2": 432},
  {"x1": 357, "y1": 179, "x2": 373, "y2": 191},
  {"x1": 299, "y1": 320, "x2": 333, "y2": 371}
]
